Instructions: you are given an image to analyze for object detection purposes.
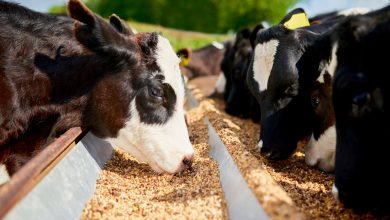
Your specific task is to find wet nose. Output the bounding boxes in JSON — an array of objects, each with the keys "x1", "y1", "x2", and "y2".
[{"x1": 182, "y1": 155, "x2": 193, "y2": 170}]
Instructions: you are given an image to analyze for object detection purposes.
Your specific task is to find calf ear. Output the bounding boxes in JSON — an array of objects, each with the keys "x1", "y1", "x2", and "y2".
[
  {"x1": 67, "y1": 0, "x2": 95, "y2": 27},
  {"x1": 280, "y1": 8, "x2": 310, "y2": 30},
  {"x1": 238, "y1": 28, "x2": 251, "y2": 39},
  {"x1": 67, "y1": 0, "x2": 132, "y2": 56},
  {"x1": 177, "y1": 48, "x2": 191, "y2": 66},
  {"x1": 109, "y1": 14, "x2": 135, "y2": 35},
  {"x1": 297, "y1": 31, "x2": 333, "y2": 85},
  {"x1": 250, "y1": 23, "x2": 265, "y2": 48}
]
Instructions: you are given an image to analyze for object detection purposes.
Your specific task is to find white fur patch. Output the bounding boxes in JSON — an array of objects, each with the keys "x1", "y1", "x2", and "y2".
[
  {"x1": 304, "y1": 126, "x2": 336, "y2": 172},
  {"x1": 257, "y1": 140, "x2": 263, "y2": 151},
  {"x1": 253, "y1": 39, "x2": 279, "y2": 92},
  {"x1": 211, "y1": 41, "x2": 224, "y2": 50},
  {"x1": 318, "y1": 42, "x2": 338, "y2": 83},
  {"x1": 338, "y1": 7, "x2": 370, "y2": 16},
  {"x1": 327, "y1": 42, "x2": 339, "y2": 77},
  {"x1": 332, "y1": 184, "x2": 339, "y2": 202},
  {"x1": 0, "y1": 164, "x2": 10, "y2": 185},
  {"x1": 215, "y1": 72, "x2": 226, "y2": 94},
  {"x1": 107, "y1": 36, "x2": 194, "y2": 174}
]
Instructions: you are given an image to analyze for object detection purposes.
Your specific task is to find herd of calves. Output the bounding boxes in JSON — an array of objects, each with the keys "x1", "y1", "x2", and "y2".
[
  {"x1": 0, "y1": 0, "x2": 388, "y2": 216},
  {"x1": 179, "y1": 5, "x2": 389, "y2": 215}
]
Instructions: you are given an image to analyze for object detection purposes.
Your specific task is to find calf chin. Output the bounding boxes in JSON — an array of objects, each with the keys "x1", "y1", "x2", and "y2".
[{"x1": 304, "y1": 126, "x2": 336, "y2": 172}]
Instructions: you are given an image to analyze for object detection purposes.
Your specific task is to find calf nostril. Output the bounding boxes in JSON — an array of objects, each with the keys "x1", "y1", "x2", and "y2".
[{"x1": 182, "y1": 155, "x2": 193, "y2": 170}]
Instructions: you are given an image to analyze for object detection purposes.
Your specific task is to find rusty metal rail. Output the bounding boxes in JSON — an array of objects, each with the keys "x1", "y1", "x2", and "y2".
[{"x1": 0, "y1": 127, "x2": 84, "y2": 219}]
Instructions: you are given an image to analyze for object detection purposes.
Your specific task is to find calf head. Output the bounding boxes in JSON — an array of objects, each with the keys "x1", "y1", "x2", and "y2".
[
  {"x1": 225, "y1": 28, "x2": 257, "y2": 118},
  {"x1": 247, "y1": 8, "x2": 342, "y2": 160},
  {"x1": 304, "y1": 71, "x2": 336, "y2": 172},
  {"x1": 68, "y1": 0, "x2": 193, "y2": 174},
  {"x1": 220, "y1": 41, "x2": 235, "y2": 101},
  {"x1": 332, "y1": 7, "x2": 389, "y2": 213}
]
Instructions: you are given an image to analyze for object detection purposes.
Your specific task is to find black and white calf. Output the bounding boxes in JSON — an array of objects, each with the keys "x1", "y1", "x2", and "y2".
[
  {"x1": 222, "y1": 28, "x2": 261, "y2": 121},
  {"x1": 0, "y1": 0, "x2": 194, "y2": 179},
  {"x1": 331, "y1": 5, "x2": 389, "y2": 214},
  {"x1": 247, "y1": 7, "x2": 367, "y2": 171}
]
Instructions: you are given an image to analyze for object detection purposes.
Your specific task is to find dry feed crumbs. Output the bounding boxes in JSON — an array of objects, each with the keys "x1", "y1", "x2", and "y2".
[
  {"x1": 81, "y1": 99, "x2": 227, "y2": 219},
  {"x1": 207, "y1": 98, "x2": 379, "y2": 220},
  {"x1": 187, "y1": 77, "x2": 379, "y2": 220}
]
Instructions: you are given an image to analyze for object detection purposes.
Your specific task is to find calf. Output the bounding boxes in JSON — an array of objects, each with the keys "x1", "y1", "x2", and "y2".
[
  {"x1": 177, "y1": 41, "x2": 226, "y2": 80},
  {"x1": 0, "y1": 0, "x2": 194, "y2": 177},
  {"x1": 331, "y1": 6, "x2": 389, "y2": 214},
  {"x1": 247, "y1": 8, "x2": 366, "y2": 171},
  {"x1": 223, "y1": 28, "x2": 261, "y2": 121}
]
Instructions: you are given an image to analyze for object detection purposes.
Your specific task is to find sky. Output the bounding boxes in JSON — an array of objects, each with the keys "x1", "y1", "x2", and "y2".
[{"x1": 7, "y1": 0, "x2": 390, "y2": 17}]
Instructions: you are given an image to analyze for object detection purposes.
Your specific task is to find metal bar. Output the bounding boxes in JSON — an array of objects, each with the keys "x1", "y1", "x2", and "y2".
[{"x1": 0, "y1": 127, "x2": 83, "y2": 219}]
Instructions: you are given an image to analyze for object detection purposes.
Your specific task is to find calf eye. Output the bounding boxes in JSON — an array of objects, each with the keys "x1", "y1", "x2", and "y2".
[
  {"x1": 149, "y1": 86, "x2": 163, "y2": 98},
  {"x1": 352, "y1": 92, "x2": 370, "y2": 106},
  {"x1": 141, "y1": 44, "x2": 150, "y2": 55},
  {"x1": 311, "y1": 96, "x2": 320, "y2": 107}
]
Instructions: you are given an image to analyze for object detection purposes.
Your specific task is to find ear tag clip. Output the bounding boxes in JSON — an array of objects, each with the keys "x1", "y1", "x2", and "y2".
[{"x1": 180, "y1": 55, "x2": 190, "y2": 66}]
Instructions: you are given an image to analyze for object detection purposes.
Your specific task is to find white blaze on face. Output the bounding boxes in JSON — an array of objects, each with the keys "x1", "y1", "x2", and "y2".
[
  {"x1": 253, "y1": 39, "x2": 279, "y2": 92},
  {"x1": 328, "y1": 42, "x2": 339, "y2": 77},
  {"x1": 332, "y1": 184, "x2": 340, "y2": 202},
  {"x1": 215, "y1": 72, "x2": 226, "y2": 94},
  {"x1": 0, "y1": 164, "x2": 10, "y2": 185},
  {"x1": 318, "y1": 42, "x2": 338, "y2": 83},
  {"x1": 304, "y1": 125, "x2": 336, "y2": 172},
  {"x1": 107, "y1": 36, "x2": 194, "y2": 174}
]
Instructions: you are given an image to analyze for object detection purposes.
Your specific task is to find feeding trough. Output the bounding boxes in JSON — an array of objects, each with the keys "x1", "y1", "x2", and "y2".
[{"x1": 0, "y1": 85, "x2": 273, "y2": 220}]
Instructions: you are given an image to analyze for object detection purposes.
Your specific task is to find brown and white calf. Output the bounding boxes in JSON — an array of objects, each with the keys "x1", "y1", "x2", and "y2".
[
  {"x1": 0, "y1": 0, "x2": 194, "y2": 180},
  {"x1": 177, "y1": 41, "x2": 226, "y2": 80}
]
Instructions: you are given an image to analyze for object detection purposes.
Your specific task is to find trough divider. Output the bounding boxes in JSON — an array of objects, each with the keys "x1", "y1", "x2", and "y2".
[
  {"x1": 0, "y1": 127, "x2": 84, "y2": 219},
  {"x1": 185, "y1": 87, "x2": 269, "y2": 220}
]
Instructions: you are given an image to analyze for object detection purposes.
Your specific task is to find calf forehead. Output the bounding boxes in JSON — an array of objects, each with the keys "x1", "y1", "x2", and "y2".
[
  {"x1": 252, "y1": 39, "x2": 279, "y2": 92},
  {"x1": 154, "y1": 36, "x2": 184, "y2": 98},
  {"x1": 254, "y1": 31, "x2": 302, "y2": 93}
]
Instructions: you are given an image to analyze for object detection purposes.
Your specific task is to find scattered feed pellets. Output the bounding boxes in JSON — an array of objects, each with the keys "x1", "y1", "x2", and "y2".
[{"x1": 81, "y1": 94, "x2": 227, "y2": 219}]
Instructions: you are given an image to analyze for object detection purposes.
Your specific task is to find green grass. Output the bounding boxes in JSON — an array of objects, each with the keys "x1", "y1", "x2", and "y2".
[{"x1": 127, "y1": 20, "x2": 233, "y2": 51}]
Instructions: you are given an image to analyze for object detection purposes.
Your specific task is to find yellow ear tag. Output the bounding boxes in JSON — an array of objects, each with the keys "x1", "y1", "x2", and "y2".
[
  {"x1": 283, "y1": 12, "x2": 310, "y2": 30},
  {"x1": 180, "y1": 56, "x2": 190, "y2": 66}
]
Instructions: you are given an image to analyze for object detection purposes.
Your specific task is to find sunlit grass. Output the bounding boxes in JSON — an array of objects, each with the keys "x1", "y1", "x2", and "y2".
[{"x1": 127, "y1": 20, "x2": 233, "y2": 51}]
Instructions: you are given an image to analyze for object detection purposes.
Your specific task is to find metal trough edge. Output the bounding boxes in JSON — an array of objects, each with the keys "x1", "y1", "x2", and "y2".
[
  {"x1": 186, "y1": 88, "x2": 268, "y2": 220},
  {"x1": 2, "y1": 132, "x2": 114, "y2": 220}
]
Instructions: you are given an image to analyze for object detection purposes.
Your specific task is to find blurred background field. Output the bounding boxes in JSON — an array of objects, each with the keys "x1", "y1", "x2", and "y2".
[
  {"x1": 126, "y1": 21, "x2": 232, "y2": 51},
  {"x1": 49, "y1": 0, "x2": 299, "y2": 33},
  {"x1": 8, "y1": 0, "x2": 390, "y2": 50}
]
